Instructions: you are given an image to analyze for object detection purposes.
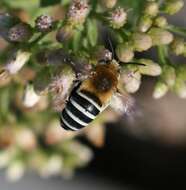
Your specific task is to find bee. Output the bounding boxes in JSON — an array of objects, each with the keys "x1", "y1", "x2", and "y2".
[{"x1": 60, "y1": 59, "x2": 121, "y2": 131}]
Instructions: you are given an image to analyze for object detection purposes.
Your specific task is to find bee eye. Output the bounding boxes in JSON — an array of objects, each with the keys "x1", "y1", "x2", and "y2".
[
  {"x1": 98, "y1": 60, "x2": 106, "y2": 65},
  {"x1": 98, "y1": 60, "x2": 111, "y2": 66}
]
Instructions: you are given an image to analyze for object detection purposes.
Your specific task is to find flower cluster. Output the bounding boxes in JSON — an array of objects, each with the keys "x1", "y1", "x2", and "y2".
[{"x1": 0, "y1": 0, "x2": 185, "y2": 181}]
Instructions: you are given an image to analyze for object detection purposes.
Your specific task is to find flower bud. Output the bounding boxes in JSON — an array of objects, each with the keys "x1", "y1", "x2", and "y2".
[
  {"x1": 170, "y1": 37, "x2": 185, "y2": 55},
  {"x1": 67, "y1": 0, "x2": 90, "y2": 25},
  {"x1": 35, "y1": 15, "x2": 54, "y2": 33},
  {"x1": 39, "y1": 155, "x2": 63, "y2": 178},
  {"x1": 144, "y1": 2, "x2": 159, "y2": 17},
  {"x1": 23, "y1": 83, "x2": 41, "y2": 108},
  {"x1": 116, "y1": 43, "x2": 134, "y2": 63},
  {"x1": 0, "y1": 13, "x2": 20, "y2": 41},
  {"x1": 7, "y1": 23, "x2": 32, "y2": 43},
  {"x1": 15, "y1": 127, "x2": 36, "y2": 151},
  {"x1": 50, "y1": 65, "x2": 75, "y2": 111},
  {"x1": 64, "y1": 141, "x2": 93, "y2": 166},
  {"x1": 101, "y1": 0, "x2": 117, "y2": 9},
  {"x1": 45, "y1": 120, "x2": 76, "y2": 145},
  {"x1": 174, "y1": 80, "x2": 186, "y2": 98},
  {"x1": 121, "y1": 65, "x2": 141, "y2": 93},
  {"x1": 163, "y1": 0, "x2": 184, "y2": 15},
  {"x1": 70, "y1": 58, "x2": 92, "y2": 80},
  {"x1": 56, "y1": 25, "x2": 74, "y2": 43},
  {"x1": 132, "y1": 32, "x2": 152, "y2": 52},
  {"x1": 85, "y1": 124, "x2": 105, "y2": 148},
  {"x1": 174, "y1": 65, "x2": 186, "y2": 98},
  {"x1": 153, "y1": 81, "x2": 168, "y2": 99},
  {"x1": 137, "y1": 15, "x2": 153, "y2": 33},
  {"x1": 137, "y1": 59, "x2": 162, "y2": 76},
  {"x1": 162, "y1": 65, "x2": 176, "y2": 87},
  {"x1": 109, "y1": 7, "x2": 127, "y2": 29},
  {"x1": 5, "y1": 50, "x2": 31, "y2": 74},
  {"x1": 6, "y1": 160, "x2": 25, "y2": 182},
  {"x1": 148, "y1": 27, "x2": 174, "y2": 46},
  {"x1": 154, "y1": 16, "x2": 168, "y2": 28},
  {"x1": 0, "y1": 149, "x2": 12, "y2": 169}
]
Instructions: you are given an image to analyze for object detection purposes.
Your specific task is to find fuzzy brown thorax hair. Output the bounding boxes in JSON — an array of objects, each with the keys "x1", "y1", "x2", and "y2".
[{"x1": 80, "y1": 61, "x2": 119, "y2": 105}]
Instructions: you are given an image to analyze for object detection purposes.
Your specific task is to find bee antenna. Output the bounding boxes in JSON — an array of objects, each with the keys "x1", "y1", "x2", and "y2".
[{"x1": 108, "y1": 37, "x2": 115, "y2": 59}]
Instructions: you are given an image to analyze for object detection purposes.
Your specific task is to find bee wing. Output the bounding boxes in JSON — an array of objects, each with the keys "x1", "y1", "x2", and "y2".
[{"x1": 109, "y1": 91, "x2": 136, "y2": 116}]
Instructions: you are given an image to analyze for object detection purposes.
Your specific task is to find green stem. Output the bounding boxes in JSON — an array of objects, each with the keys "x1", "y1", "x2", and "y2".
[
  {"x1": 167, "y1": 25, "x2": 186, "y2": 38},
  {"x1": 157, "y1": 45, "x2": 168, "y2": 65},
  {"x1": 29, "y1": 33, "x2": 48, "y2": 47}
]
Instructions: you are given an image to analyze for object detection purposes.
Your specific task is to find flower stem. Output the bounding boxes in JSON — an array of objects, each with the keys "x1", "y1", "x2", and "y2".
[
  {"x1": 167, "y1": 25, "x2": 186, "y2": 38},
  {"x1": 157, "y1": 45, "x2": 168, "y2": 65}
]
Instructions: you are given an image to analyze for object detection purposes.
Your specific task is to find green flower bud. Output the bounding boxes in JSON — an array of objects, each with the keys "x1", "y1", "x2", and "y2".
[
  {"x1": 132, "y1": 32, "x2": 152, "y2": 52},
  {"x1": 116, "y1": 43, "x2": 134, "y2": 63},
  {"x1": 8, "y1": 23, "x2": 32, "y2": 43},
  {"x1": 174, "y1": 65, "x2": 186, "y2": 98},
  {"x1": 39, "y1": 154, "x2": 63, "y2": 178},
  {"x1": 162, "y1": 65, "x2": 176, "y2": 87},
  {"x1": 144, "y1": 2, "x2": 159, "y2": 17},
  {"x1": 163, "y1": 0, "x2": 184, "y2": 15},
  {"x1": 35, "y1": 15, "x2": 54, "y2": 33},
  {"x1": 153, "y1": 81, "x2": 168, "y2": 99},
  {"x1": 137, "y1": 15, "x2": 153, "y2": 33},
  {"x1": 101, "y1": 0, "x2": 117, "y2": 9},
  {"x1": 0, "y1": 149, "x2": 13, "y2": 169},
  {"x1": 175, "y1": 82, "x2": 186, "y2": 98},
  {"x1": 148, "y1": 27, "x2": 174, "y2": 45},
  {"x1": 109, "y1": 7, "x2": 127, "y2": 29},
  {"x1": 121, "y1": 65, "x2": 141, "y2": 93},
  {"x1": 6, "y1": 160, "x2": 25, "y2": 182},
  {"x1": 56, "y1": 25, "x2": 74, "y2": 43},
  {"x1": 154, "y1": 16, "x2": 168, "y2": 28},
  {"x1": 137, "y1": 59, "x2": 162, "y2": 76},
  {"x1": 170, "y1": 37, "x2": 185, "y2": 55}
]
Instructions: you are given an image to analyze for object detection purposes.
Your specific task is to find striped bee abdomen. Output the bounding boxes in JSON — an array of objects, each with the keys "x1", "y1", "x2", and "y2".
[{"x1": 60, "y1": 87, "x2": 103, "y2": 131}]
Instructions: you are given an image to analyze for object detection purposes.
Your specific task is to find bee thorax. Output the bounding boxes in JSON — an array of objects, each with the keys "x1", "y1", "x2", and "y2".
[{"x1": 93, "y1": 76, "x2": 113, "y2": 92}]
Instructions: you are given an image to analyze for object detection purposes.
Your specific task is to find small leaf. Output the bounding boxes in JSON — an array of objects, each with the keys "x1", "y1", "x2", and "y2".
[
  {"x1": 87, "y1": 19, "x2": 98, "y2": 47},
  {"x1": 40, "y1": 0, "x2": 61, "y2": 7},
  {"x1": 72, "y1": 30, "x2": 82, "y2": 52},
  {"x1": 61, "y1": 0, "x2": 71, "y2": 6},
  {"x1": 4, "y1": 0, "x2": 39, "y2": 10}
]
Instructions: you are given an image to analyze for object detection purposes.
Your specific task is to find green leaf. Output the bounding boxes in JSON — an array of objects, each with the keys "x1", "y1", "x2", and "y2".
[
  {"x1": 3, "y1": 0, "x2": 40, "y2": 10},
  {"x1": 72, "y1": 30, "x2": 82, "y2": 52},
  {"x1": 87, "y1": 19, "x2": 98, "y2": 47},
  {"x1": 40, "y1": 0, "x2": 61, "y2": 7},
  {"x1": 61, "y1": 0, "x2": 71, "y2": 6}
]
